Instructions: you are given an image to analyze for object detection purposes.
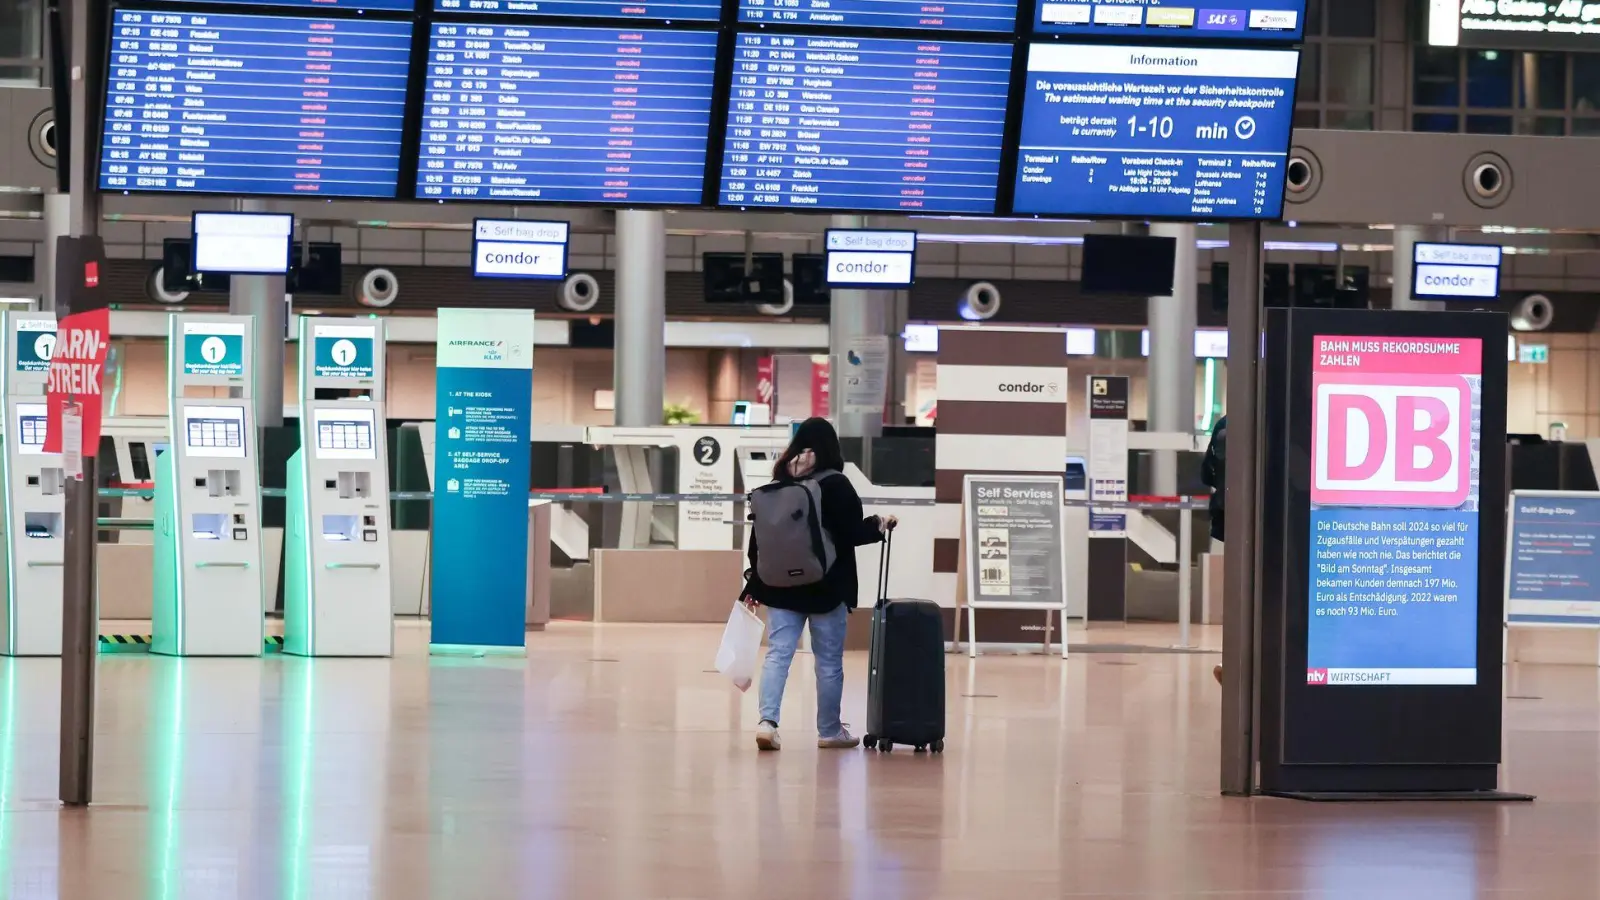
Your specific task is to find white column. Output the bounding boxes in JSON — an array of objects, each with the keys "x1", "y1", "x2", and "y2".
[
  {"x1": 228, "y1": 199, "x2": 286, "y2": 426},
  {"x1": 40, "y1": 193, "x2": 71, "y2": 312},
  {"x1": 1391, "y1": 225, "x2": 1448, "y2": 312},
  {"x1": 613, "y1": 210, "x2": 667, "y2": 428},
  {"x1": 828, "y1": 214, "x2": 891, "y2": 439},
  {"x1": 1147, "y1": 222, "x2": 1197, "y2": 496}
]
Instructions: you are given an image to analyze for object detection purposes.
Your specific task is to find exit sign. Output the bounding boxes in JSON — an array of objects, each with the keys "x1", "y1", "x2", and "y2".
[{"x1": 1518, "y1": 343, "x2": 1549, "y2": 364}]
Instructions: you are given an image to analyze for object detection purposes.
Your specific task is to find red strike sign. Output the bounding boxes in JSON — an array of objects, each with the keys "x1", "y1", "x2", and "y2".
[{"x1": 43, "y1": 308, "x2": 111, "y2": 457}]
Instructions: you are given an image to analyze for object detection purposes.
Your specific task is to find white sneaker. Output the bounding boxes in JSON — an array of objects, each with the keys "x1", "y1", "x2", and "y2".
[
  {"x1": 756, "y1": 720, "x2": 781, "y2": 751},
  {"x1": 818, "y1": 727, "x2": 860, "y2": 750}
]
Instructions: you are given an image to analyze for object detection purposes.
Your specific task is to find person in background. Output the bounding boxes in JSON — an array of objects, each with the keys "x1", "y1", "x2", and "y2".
[
  {"x1": 1201, "y1": 415, "x2": 1227, "y2": 684},
  {"x1": 743, "y1": 418, "x2": 895, "y2": 751}
]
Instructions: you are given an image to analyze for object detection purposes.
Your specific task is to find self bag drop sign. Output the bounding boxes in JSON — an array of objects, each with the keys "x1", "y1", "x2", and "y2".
[{"x1": 1307, "y1": 337, "x2": 1481, "y2": 687}]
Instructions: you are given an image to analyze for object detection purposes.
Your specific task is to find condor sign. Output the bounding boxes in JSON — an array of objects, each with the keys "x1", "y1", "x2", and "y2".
[{"x1": 472, "y1": 219, "x2": 569, "y2": 280}]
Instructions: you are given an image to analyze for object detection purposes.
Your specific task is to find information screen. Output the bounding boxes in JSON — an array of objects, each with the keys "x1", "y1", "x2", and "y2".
[
  {"x1": 161, "y1": 0, "x2": 417, "y2": 10},
  {"x1": 313, "y1": 408, "x2": 378, "y2": 460},
  {"x1": 1506, "y1": 493, "x2": 1600, "y2": 625},
  {"x1": 720, "y1": 33, "x2": 1011, "y2": 214},
  {"x1": 1033, "y1": 0, "x2": 1305, "y2": 41},
  {"x1": 1011, "y1": 44, "x2": 1299, "y2": 220},
  {"x1": 184, "y1": 405, "x2": 248, "y2": 459},
  {"x1": 14, "y1": 403, "x2": 47, "y2": 456},
  {"x1": 100, "y1": 10, "x2": 412, "y2": 198},
  {"x1": 193, "y1": 212, "x2": 294, "y2": 275},
  {"x1": 13, "y1": 320, "x2": 55, "y2": 374},
  {"x1": 1412, "y1": 243, "x2": 1503, "y2": 301},
  {"x1": 1306, "y1": 336, "x2": 1483, "y2": 687},
  {"x1": 739, "y1": 0, "x2": 1016, "y2": 32},
  {"x1": 435, "y1": 0, "x2": 721, "y2": 21},
  {"x1": 825, "y1": 229, "x2": 916, "y2": 288},
  {"x1": 418, "y1": 24, "x2": 717, "y2": 205},
  {"x1": 474, "y1": 219, "x2": 570, "y2": 279}
]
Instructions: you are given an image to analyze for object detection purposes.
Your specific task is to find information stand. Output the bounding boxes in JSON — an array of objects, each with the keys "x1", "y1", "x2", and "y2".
[
  {"x1": 1257, "y1": 307, "x2": 1524, "y2": 799},
  {"x1": 284, "y1": 318, "x2": 393, "y2": 657},
  {"x1": 0, "y1": 313, "x2": 61, "y2": 656},
  {"x1": 962, "y1": 474, "x2": 1070, "y2": 659},
  {"x1": 152, "y1": 314, "x2": 265, "y2": 657}
]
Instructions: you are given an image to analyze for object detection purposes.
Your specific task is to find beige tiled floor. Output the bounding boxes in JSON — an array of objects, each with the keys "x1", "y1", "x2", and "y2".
[{"x1": 0, "y1": 620, "x2": 1589, "y2": 898}]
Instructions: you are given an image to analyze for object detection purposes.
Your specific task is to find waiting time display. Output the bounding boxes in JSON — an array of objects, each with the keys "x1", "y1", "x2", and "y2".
[{"x1": 1011, "y1": 44, "x2": 1300, "y2": 220}]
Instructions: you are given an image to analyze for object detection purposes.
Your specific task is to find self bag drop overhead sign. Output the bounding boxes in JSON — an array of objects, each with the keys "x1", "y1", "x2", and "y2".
[
  {"x1": 1412, "y1": 243, "x2": 1502, "y2": 300},
  {"x1": 473, "y1": 219, "x2": 569, "y2": 280},
  {"x1": 825, "y1": 229, "x2": 916, "y2": 289}
]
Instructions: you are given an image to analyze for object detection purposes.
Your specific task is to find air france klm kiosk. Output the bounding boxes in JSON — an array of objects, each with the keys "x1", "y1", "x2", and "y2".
[
  {"x1": 153, "y1": 314, "x2": 265, "y2": 656},
  {"x1": 0, "y1": 313, "x2": 62, "y2": 656},
  {"x1": 285, "y1": 317, "x2": 393, "y2": 657}
]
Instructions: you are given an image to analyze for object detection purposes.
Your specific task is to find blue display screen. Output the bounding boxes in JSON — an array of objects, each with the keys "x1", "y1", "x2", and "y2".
[
  {"x1": 99, "y1": 10, "x2": 412, "y2": 197},
  {"x1": 1033, "y1": 0, "x2": 1306, "y2": 42},
  {"x1": 1011, "y1": 44, "x2": 1299, "y2": 220},
  {"x1": 739, "y1": 0, "x2": 1016, "y2": 32},
  {"x1": 435, "y1": 0, "x2": 721, "y2": 22},
  {"x1": 417, "y1": 24, "x2": 717, "y2": 205},
  {"x1": 719, "y1": 33, "x2": 1012, "y2": 214},
  {"x1": 159, "y1": 0, "x2": 417, "y2": 9}
]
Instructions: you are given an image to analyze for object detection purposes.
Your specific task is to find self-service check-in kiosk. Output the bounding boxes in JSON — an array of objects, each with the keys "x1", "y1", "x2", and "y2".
[
  {"x1": 0, "y1": 313, "x2": 62, "y2": 656},
  {"x1": 152, "y1": 314, "x2": 265, "y2": 657},
  {"x1": 284, "y1": 317, "x2": 392, "y2": 657}
]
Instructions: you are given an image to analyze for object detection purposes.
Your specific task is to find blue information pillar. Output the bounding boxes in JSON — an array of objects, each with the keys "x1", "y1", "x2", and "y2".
[{"x1": 429, "y1": 310, "x2": 536, "y2": 654}]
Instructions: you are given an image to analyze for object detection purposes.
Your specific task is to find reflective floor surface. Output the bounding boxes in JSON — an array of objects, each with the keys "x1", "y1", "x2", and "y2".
[{"x1": 0, "y1": 620, "x2": 1594, "y2": 899}]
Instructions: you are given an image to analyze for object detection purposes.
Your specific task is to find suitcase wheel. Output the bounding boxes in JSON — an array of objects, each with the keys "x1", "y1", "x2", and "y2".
[
  {"x1": 931, "y1": 740, "x2": 945, "y2": 753},
  {"x1": 876, "y1": 738, "x2": 893, "y2": 753}
]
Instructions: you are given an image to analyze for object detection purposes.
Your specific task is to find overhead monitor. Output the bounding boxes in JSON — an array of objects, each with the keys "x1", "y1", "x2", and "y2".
[
  {"x1": 719, "y1": 33, "x2": 1012, "y2": 214},
  {"x1": 160, "y1": 0, "x2": 415, "y2": 9},
  {"x1": 1011, "y1": 44, "x2": 1300, "y2": 220},
  {"x1": 183, "y1": 405, "x2": 248, "y2": 460},
  {"x1": 473, "y1": 219, "x2": 571, "y2": 280},
  {"x1": 1081, "y1": 234, "x2": 1177, "y2": 295},
  {"x1": 703, "y1": 253, "x2": 786, "y2": 304},
  {"x1": 1033, "y1": 0, "x2": 1305, "y2": 42},
  {"x1": 739, "y1": 0, "x2": 1015, "y2": 32},
  {"x1": 435, "y1": 0, "x2": 721, "y2": 20},
  {"x1": 1411, "y1": 243, "x2": 1503, "y2": 301},
  {"x1": 1427, "y1": 0, "x2": 1596, "y2": 50},
  {"x1": 1065, "y1": 327, "x2": 1096, "y2": 355},
  {"x1": 903, "y1": 324, "x2": 938, "y2": 353},
  {"x1": 418, "y1": 24, "x2": 717, "y2": 205},
  {"x1": 99, "y1": 11, "x2": 412, "y2": 198},
  {"x1": 192, "y1": 213, "x2": 294, "y2": 276},
  {"x1": 13, "y1": 403, "x2": 47, "y2": 456},
  {"x1": 825, "y1": 230, "x2": 916, "y2": 289},
  {"x1": 313, "y1": 408, "x2": 379, "y2": 460}
]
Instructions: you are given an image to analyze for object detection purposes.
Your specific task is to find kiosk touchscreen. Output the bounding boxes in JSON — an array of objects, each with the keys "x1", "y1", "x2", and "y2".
[
  {"x1": 152, "y1": 315, "x2": 265, "y2": 656},
  {"x1": 284, "y1": 318, "x2": 393, "y2": 657},
  {"x1": 0, "y1": 314, "x2": 62, "y2": 656}
]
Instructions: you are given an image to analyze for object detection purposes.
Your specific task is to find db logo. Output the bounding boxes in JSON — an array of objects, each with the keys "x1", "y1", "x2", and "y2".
[
  {"x1": 1306, "y1": 668, "x2": 1329, "y2": 685},
  {"x1": 1312, "y1": 374, "x2": 1470, "y2": 507}
]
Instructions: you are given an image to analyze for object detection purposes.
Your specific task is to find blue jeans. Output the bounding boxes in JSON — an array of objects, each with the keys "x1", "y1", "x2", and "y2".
[{"x1": 758, "y1": 604, "x2": 848, "y2": 738}]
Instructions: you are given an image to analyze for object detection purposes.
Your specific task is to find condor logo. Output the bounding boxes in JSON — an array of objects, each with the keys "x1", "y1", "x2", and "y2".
[
  {"x1": 998, "y1": 382, "x2": 1058, "y2": 395},
  {"x1": 1306, "y1": 668, "x2": 1328, "y2": 685},
  {"x1": 1312, "y1": 374, "x2": 1470, "y2": 508}
]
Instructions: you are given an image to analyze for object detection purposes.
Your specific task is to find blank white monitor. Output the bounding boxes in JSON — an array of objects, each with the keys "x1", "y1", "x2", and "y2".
[{"x1": 192, "y1": 212, "x2": 294, "y2": 275}]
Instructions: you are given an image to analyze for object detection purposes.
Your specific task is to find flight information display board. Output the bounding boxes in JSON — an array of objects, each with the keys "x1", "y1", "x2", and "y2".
[
  {"x1": 435, "y1": 0, "x2": 722, "y2": 22},
  {"x1": 161, "y1": 0, "x2": 417, "y2": 10},
  {"x1": 1011, "y1": 44, "x2": 1299, "y2": 220},
  {"x1": 418, "y1": 24, "x2": 718, "y2": 205},
  {"x1": 719, "y1": 33, "x2": 1012, "y2": 214},
  {"x1": 1033, "y1": 0, "x2": 1305, "y2": 42},
  {"x1": 739, "y1": 0, "x2": 1016, "y2": 33},
  {"x1": 100, "y1": 10, "x2": 412, "y2": 197}
]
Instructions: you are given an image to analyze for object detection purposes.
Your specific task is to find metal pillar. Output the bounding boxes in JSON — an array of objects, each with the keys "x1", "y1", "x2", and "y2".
[
  {"x1": 1220, "y1": 221, "x2": 1263, "y2": 797},
  {"x1": 827, "y1": 214, "x2": 890, "y2": 441},
  {"x1": 1148, "y1": 222, "x2": 1198, "y2": 495},
  {"x1": 60, "y1": 0, "x2": 102, "y2": 808},
  {"x1": 228, "y1": 200, "x2": 287, "y2": 426},
  {"x1": 40, "y1": 193, "x2": 70, "y2": 311},
  {"x1": 613, "y1": 210, "x2": 667, "y2": 427},
  {"x1": 1391, "y1": 225, "x2": 1448, "y2": 312}
]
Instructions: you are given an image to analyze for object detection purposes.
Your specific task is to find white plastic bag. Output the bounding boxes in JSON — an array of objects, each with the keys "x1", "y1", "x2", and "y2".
[{"x1": 715, "y1": 602, "x2": 766, "y2": 692}]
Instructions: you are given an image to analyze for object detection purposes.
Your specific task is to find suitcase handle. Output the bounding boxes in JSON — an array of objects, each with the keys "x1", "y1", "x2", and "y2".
[{"x1": 876, "y1": 529, "x2": 892, "y2": 608}]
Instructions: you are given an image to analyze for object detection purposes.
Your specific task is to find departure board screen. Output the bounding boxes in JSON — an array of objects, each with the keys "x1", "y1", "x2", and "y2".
[
  {"x1": 1011, "y1": 44, "x2": 1299, "y2": 220},
  {"x1": 161, "y1": 0, "x2": 418, "y2": 10},
  {"x1": 435, "y1": 0, "x2": 722, "y2": 22},
  {"x1": 719, "y1": 33, "x2": 1012, "y2": 214},
  {"x1": 739, "y1": 0, "x2": 1016, "y2": 33},
  {"x1": 1033, "y1": 0, "x2": 1305, "y2": 42},
  {"x1": 99, "y1": 10, "x2": 412, "y2": 197},
  {"x1": 417, "y1": 24, "x2": 718, "y2": 205}
]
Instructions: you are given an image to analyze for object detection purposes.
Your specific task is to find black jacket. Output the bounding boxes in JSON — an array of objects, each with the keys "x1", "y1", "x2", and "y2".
[
  {"x1": 746, "y1": 471, "x2": 883, "y2": 615},
  {"x1": 1201, "y1": 416, "x2": 1226, "y2": 542}
]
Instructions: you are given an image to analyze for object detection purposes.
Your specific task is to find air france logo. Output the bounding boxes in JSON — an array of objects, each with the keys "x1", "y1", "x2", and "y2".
[{"x1": 1312, "y1": 374, "x2": 1470, "y2": 508}]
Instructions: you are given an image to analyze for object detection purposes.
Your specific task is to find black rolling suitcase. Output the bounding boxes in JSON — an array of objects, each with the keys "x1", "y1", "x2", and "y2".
[{"x1": 863, "y1": 533, "x2": 946, "y2": 753}]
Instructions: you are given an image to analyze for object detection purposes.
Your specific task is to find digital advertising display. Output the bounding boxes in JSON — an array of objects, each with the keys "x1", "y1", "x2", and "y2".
[
  {"x1": 418, "y1": 24, "x2": 718, "y2": 205},
  {"x1": 1506, "y1": 492, "x2": 1600, "y2": 626},
  {"x1": 1012, "y1": 44, "x2": 1299, "y2": 220},
  {"x1": 1033, "y1": 0, "x2": 1306, "y2": 41},
  {"x1": 1412, "y1": 242, "x2": 1503, "y2": 301},
  {"x1": 739, "y1": 0, "x2": 1016, "y2": 32},
  {"x1": 1306, "y1": 336, "x2": 1483, "y2": 687},
  {"x1": 1428, "y1": 0, "x2": 1600, "y2": 50},
  {"x1": 720, "y1": 33, "x2": 1012, "y2": 214},
  {"x1": 436, "y1": 0, "x2": 723, "y2": 21},
  {"x1": 100, "y1": 11, "x2": 413, "y2": 198}
]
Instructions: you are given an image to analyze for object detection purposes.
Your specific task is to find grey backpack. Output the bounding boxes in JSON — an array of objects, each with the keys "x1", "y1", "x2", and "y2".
[{"x1": 749, "y1": 471, "x2": 838, "y2": 587}]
